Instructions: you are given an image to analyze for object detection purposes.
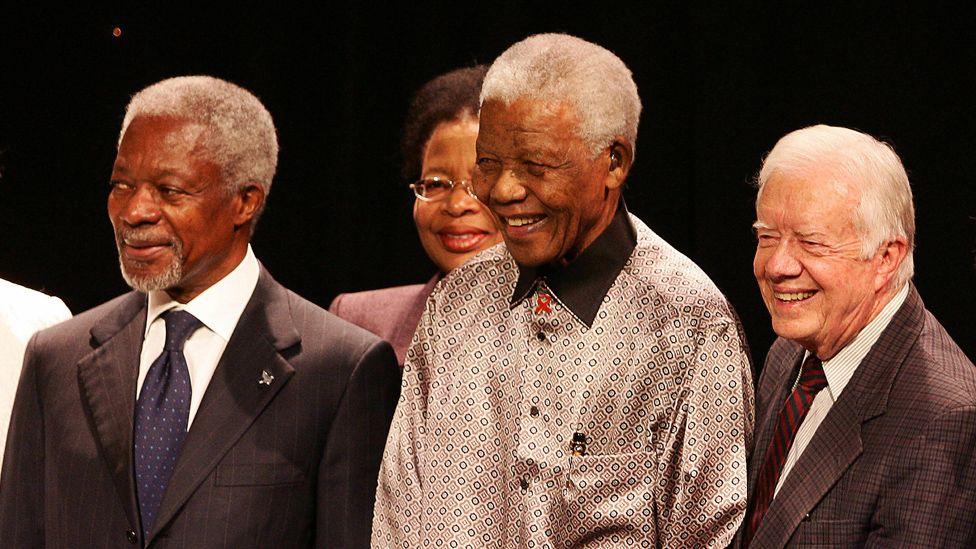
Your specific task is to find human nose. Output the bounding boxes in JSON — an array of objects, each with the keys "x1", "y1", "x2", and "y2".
[
  {"x1": 490, "y1": 168, "x2": 527, "y2": 204},
  {"x1": 443, "y1": 181, "x2": 481, "y2": 216},
  {"x1": 762, "y1": 240, "x2": 802, "y2": 281},
  {"x1": 117, "y1": 185, "x2": 162, "y2": 227}
]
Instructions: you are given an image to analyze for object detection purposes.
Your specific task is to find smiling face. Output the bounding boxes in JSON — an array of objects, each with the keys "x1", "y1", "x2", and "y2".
[
  {"x1": 474, "y1": 98, "x2": 621, "y2": 268},
  {"x1": 753, "y1": 172, "x2": 897, "y2": 358},
  {"x1": 109, "y1": 115, "x2": 259, "y2": 303},
  {"x1": 413, "y1": 117, "x2": 502, "y2": 273}
]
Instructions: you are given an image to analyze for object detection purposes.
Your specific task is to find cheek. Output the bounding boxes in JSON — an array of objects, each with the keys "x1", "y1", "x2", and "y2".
[
  {"x1": 752, "y1": 249, "x2": 765, "y2": 279},
  {"x1": 413, "y1": 200, "x2": 437, "y2": 235}
]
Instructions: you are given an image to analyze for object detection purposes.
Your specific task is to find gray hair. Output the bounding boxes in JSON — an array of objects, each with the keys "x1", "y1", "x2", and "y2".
[
  {"x1": 480, "y1": 33, "x2": 641, "y2": 157},
  {"x1": 757, "y1": 124, "x2": 915, "y2": 288},
  {"x1": 119, "y1": 75, "x2": 278, "y2": 219}
]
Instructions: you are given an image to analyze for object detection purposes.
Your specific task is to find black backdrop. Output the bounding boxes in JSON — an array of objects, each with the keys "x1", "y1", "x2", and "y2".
[{"x1": 1, "y1": 4, "x2": 973, "y2": 366}]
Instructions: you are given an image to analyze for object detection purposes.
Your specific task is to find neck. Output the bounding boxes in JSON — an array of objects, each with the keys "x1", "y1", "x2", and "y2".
[
  {"x1": 556, "y1": 194, "x2": 620, "y2": 267},
  {"x1": 814, "y1": 282, "x2": 903, "y2": 360}
]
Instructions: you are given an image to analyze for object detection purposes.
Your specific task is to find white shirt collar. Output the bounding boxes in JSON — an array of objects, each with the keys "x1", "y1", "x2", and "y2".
[
  {"x1": 808, "y1": 283, "x2": 909, "y2": 398},
  {"x1": 144, "y1": 245, "x2": 260, "y2": 341}
]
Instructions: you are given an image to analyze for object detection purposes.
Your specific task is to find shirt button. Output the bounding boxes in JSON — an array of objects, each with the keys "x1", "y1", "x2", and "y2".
[
  {"x1": 519, "y1": 477, "x2": 529, "y2": 491},
  {"x1": 529, "y1": 406, "x2": 539, "y2": 417},
  {"x1": 126, "y1": 530, "x2": 138, "y2": 544},
  {"x1": 536, "y1": 331, "x2": 546, "y2": 342}
]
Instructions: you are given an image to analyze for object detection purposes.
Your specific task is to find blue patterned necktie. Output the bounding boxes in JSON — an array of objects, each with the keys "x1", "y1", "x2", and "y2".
[{"x1": 134, "y1": 309, "x2": 202, "y2": 539}]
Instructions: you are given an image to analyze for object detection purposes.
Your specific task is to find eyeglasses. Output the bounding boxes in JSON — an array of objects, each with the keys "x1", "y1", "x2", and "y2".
[{"x1": 410, "y1": 177, "x2": 478, "y2": 202}]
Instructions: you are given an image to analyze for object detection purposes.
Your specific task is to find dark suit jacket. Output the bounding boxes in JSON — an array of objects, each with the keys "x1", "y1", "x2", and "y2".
[
  {"x1": 741, "y1": 286, "x2": 976, "y2": 548},
  {"x1": 328, "y1": 274, "x2": 438, "y2": 366},
  {"x1": 0, "y1": 267, "x2": 400, "y2": 548}
]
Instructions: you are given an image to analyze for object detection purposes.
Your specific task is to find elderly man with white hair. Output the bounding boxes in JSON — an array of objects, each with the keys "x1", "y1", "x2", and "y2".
[
  {"x1": 0, "y1": 75, "x2": 400, "y2": 548},
  {"x1": 739, "y1": 125, "x2": 976, "y2": 548},
  {"x1": 374, "y1": 33, "x2": 754, "y2": 548}
]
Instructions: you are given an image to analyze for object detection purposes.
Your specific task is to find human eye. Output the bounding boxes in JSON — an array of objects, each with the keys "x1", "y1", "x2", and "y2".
[
  {"x1": 524, "y1": 160, "x2": 548, "y2": 178},
  {"x1": 755, "y1": 230, "x2": 779, "y2": 247},
  {"x1": 109, "y1": 180, "x2": 133, "y2": 193},
  {"x1": 417, "y1": 178, "x2": 451, "y2": 199},
  {"x1": 159, "y1": 185, "x2": 186, "y2": 197},
  {"x1": 799, "y1": 239, "x2": 829, "y2": 253},
  {"x1": 476, "y1": 157, "x2": 501, "y2": 173}
]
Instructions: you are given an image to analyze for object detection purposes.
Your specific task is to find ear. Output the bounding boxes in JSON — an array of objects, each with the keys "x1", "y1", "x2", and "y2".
[
  {"x1": 873, "y1": 237, "x2": 908, "y2": 291},
  {"x1": 603, "y1": 137, "x2": 633, "y2": 191},
  {"x1": 233, "y1": 183, "x2": 266, "y2": 229}
]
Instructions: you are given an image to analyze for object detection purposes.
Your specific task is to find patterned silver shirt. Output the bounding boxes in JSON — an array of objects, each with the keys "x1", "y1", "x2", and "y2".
[{"x1": 374, "y1": 211, "x2": 754, "y2": 548}]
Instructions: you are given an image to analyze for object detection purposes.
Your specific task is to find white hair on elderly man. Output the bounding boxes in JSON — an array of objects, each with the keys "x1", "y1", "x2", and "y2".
[
  {"x1": 757, "y1": 124, "x2": 916, "y2": 288},
  {"x1": 480, "y1": 33, "x2": 642, "y2": 157},
  {"x1": 119, "y1": 75, "x2": 279, "y2": 206}
]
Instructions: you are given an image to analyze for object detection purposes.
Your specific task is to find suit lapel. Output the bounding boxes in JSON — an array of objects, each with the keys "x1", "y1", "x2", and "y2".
[
  {"x1": 747, "y1": 346, "x2": 803, "y2": 501},
  {"x1": 753, "y1": 286, "x2": 926, "y2": 548},
  {"x1": 76, "y1": 292, "x2": 147, "y2": 536},
  {"x1": 148, "y1": 268, "x2": 299, "y2": 542}
]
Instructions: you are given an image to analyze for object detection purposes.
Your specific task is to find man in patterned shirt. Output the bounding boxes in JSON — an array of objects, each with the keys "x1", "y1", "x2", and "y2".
[{"x1": 374, "y1": 33, "x2": 754, "y2": 548}]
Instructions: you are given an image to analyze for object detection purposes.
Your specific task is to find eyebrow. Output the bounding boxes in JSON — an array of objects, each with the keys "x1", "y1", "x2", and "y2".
[{"x1": 752, "y1": 221, "x2": 771, "y2": 230}]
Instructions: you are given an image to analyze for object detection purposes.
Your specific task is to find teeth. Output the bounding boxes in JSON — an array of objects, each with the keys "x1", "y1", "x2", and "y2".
[
  {"x1": 443, "y1": 234, "x2": 479, "y2": 242},
  {"x1": 774, "y1": 291, "x2": 815, "y2": 302},
  {"x1": 506, "y1": 216, "x2": 543, "y2": 227}
]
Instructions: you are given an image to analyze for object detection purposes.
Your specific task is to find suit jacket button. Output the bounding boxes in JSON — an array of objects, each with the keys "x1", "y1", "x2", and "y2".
[{"x1": 126, "y1": 529, "x2": 138, "y2": 544}]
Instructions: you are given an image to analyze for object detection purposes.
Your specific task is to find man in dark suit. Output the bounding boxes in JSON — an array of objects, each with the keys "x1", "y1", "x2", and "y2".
[
  {"x1": 0, "y1": 76, "x2": 400, "y2": 548},
  {"x1": 741, "y1": 125, "x2": 976, "y2": 548}
]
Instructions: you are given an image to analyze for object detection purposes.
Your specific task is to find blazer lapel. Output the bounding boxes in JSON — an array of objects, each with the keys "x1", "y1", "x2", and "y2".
[
  {"x1": 76, "y1": 292, "x2": 147, "y2": 535},
  {"x1": 148, "y1": 268, "x2": 299, "y2": 542},
  {"x1": 747, "y1": 346, "x2": 803, "y2": 501},
  {"x1": 752, "y1": 286, "x2": 926, "y2": 548}
]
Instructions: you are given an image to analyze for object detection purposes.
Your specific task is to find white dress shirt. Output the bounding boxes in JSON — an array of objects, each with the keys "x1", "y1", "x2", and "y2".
[
  {"x1": 0, "y1": 278, "x2": 71, "y2": 469},
  {"x1": 137, "y1": 245, "x2": 259, "y2": 428},
  {"x1": 774, "y1": 283, "x2": 909, "y2": 496}
]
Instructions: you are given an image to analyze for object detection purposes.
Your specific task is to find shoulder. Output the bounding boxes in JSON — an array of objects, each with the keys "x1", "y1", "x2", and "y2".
[
  {"x1": 33, "y1": 293, "x2": 137, "y2": 344},
  {"x1": 0, "y1": 278, "x2": 71, "y2": 339},
  {"x1": 890, "y1": 307, "x2": 976, "y2": 411},
  {"x1": 432, "y1": 242, "x2": 515, "y2": 306},
  {"x1": 329, "y1": 283, "x2": 429, "y2": 321},
  {"x1": 284, "y1": 287, "x2": 391, "y2": 363},
  {"x1": 621, "y1": 214, "x2": 737, "y2": 328}
]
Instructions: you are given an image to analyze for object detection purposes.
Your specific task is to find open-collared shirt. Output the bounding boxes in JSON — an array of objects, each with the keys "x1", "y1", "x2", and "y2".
[
  {"x1": 137, "y1": 245, "x2": 259, "y2": 428},
  {"x1": 374, "y1": 202, "x2": 754, "y2": 548},
  {"x1": 773, "y1": 283, "x2": 909, "y2": 496}
]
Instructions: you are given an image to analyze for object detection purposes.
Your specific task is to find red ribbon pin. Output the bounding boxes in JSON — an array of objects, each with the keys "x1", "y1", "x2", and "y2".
[{"x1": 534, "y1": 292, "x2": 553, "y2": 314}]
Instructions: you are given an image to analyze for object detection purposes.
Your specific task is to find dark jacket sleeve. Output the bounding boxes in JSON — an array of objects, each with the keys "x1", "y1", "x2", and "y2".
[
  {"x1": 0, "y1": 333, "x2": 45, "y2": 548},
  {"x1": 315, "y1": 338, "x2": 400, "y2": 548}
]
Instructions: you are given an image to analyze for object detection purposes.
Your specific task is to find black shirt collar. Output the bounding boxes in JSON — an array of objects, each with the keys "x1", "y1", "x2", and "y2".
[{"x1": 510, "y1": 200, "x2": 637, "y2": 327}]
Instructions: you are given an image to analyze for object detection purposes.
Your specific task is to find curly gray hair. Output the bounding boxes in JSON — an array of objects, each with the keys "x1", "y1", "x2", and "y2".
[
  {"x1": 480, "y1": 33, "x2": 641, "y2": 157},
  {"x1": 119, "y1": 75, "x2": 278, "y2": 220}
]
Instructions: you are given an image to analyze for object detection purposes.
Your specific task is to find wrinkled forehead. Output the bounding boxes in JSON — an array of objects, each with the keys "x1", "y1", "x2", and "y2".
[
  {"x1": 478, "y1": 98, "x2": 583, "y2": 150},
  {"x1": 756, "y1": 170, "x2": 861, "y2": 231}
]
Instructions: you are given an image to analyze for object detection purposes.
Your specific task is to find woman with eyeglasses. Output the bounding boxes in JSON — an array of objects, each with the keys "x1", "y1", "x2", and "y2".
[{"x1": 329, "y1": 66, "x2": 502, "y2": 366}]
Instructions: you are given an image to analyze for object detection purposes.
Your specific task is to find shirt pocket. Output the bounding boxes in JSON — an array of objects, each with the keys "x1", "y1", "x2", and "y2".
[
  {"x1": 562, "y1": 450, "x2": 658, "y2": 537},
  {"x1": 213, "y1": 461, "x2": 307, "y2": 487}
]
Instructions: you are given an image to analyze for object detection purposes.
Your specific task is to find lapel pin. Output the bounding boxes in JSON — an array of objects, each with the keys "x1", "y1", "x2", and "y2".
[{"x1": 259, "y1": 370, "x2": 274, "y2": 386}]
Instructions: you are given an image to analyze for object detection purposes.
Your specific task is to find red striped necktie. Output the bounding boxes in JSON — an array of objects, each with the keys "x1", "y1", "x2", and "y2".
[{"x1": 744, "y1": 354, "x2": 828, "y2": 546}]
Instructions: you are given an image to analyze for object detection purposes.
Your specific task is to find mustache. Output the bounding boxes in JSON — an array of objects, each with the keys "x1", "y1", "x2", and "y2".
[{"x1": 114, "y1": 227, "x2": 179, "y2": 247}]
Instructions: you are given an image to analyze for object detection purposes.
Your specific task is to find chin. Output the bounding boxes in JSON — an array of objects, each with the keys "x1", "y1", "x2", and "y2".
[{"x1": 508, "y1": 250, "x2": 550, "y2": 268}]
